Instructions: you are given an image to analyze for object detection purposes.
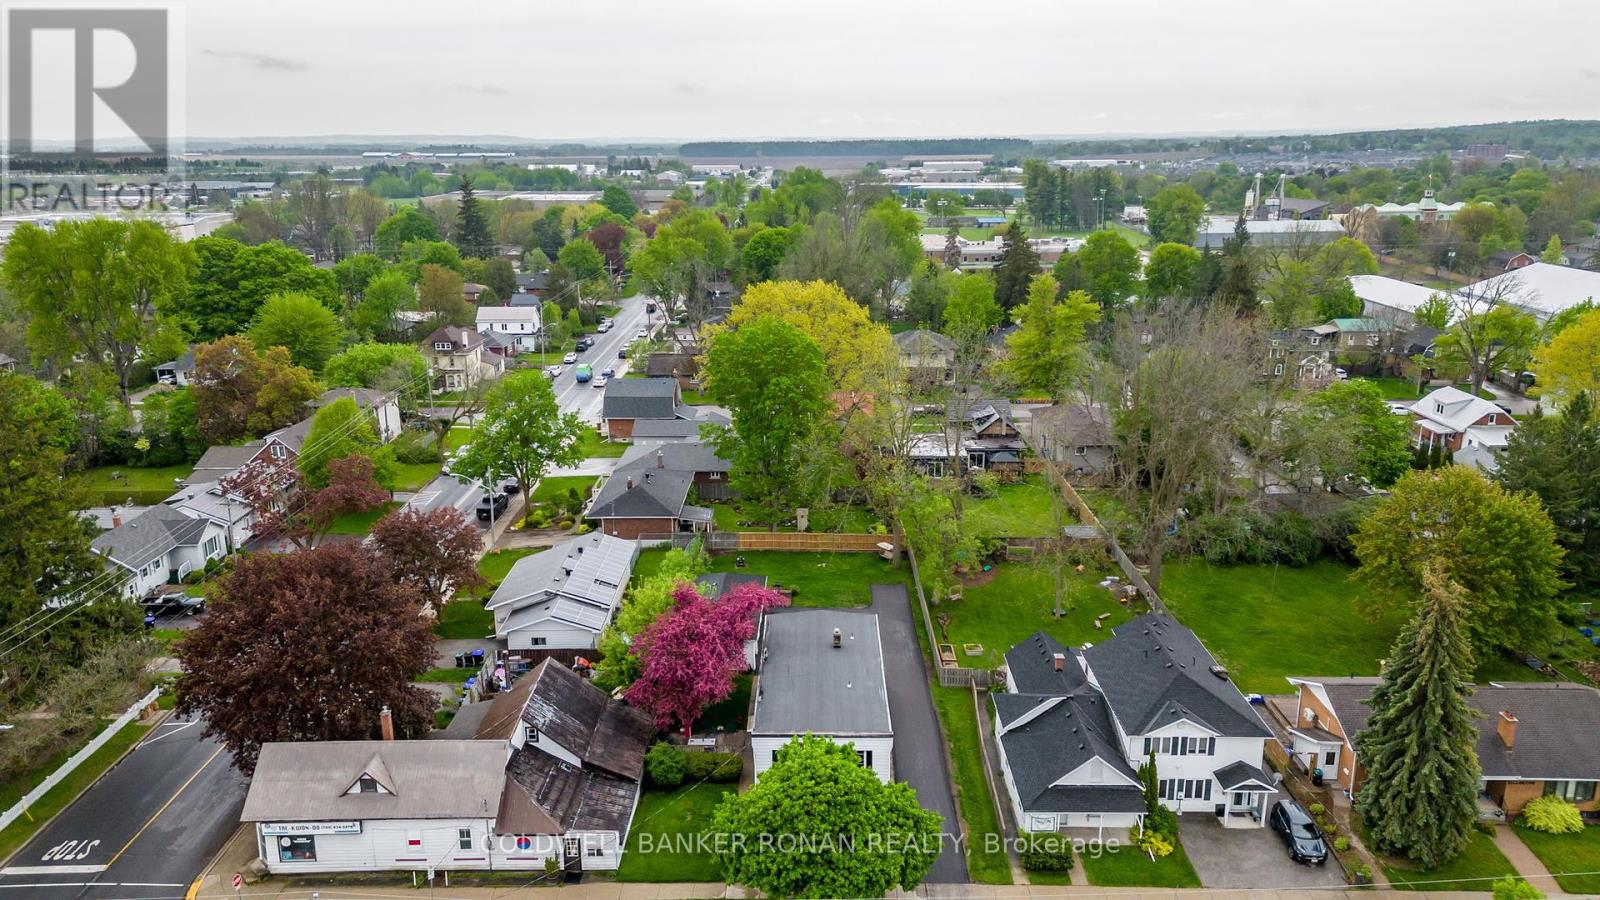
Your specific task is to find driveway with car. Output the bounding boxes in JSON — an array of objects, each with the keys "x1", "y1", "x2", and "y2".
[{"x1": 1180, "y1": 807, "x2": 1346, "y2": 889}]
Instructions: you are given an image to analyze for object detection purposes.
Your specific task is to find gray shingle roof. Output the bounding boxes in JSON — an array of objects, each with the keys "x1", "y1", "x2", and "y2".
[
  {"x1": 1214, "y1": 759, "x2": 1276, "y2": 791},
  {"x1": 893, "y1": 329, "x2": 957, "y2": 354},
  {"x1": 91, "y1": 505, "x2": 210, "y2": 569},
  {"x1": 696, "y1": 572, "x2": 768, "y2": 600},
  {"x1": 602, "y1": 378, "x2": 679, "y2": 420},
  {"x1": 1032, "y1": 403, "x2": 1114, "y2": 448},
  {"x1": 487, "y1": 535, "x2": 636, "y2": 635},
  {"x1": 1082, "y1": 614, "x2": 1271, "y2": 738},
  {"x1": 615, "y1": 440, "x2": 730, "y2": 476},
  {"x1": 993, "y1": 689, "x2": 1142, "y2": 813},
  {"x1": 585, "y1": 469, "x2": 692, "y2": 520},
  {"x1": 240, "y1": 740, "x2": 508, "y2": 821},
  {"x1": 752, "y1": 609, "x2": 891, "y2": 736},
  {"x1": 186, "y1": 444, "x2": 266, "y2": 485}
]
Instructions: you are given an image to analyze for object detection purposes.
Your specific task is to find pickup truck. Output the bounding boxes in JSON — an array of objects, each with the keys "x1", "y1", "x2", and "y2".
[{"x1": 476, "y1": 492, "x2": 510, "y2": 521}]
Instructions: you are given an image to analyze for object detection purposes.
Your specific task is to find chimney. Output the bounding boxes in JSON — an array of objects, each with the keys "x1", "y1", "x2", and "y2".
[
  {"x1": 380, "y1": 706, "x2": 395, "y2": 741},
  {"x1": 656, "y1": 449, "x2": 664, "y2": 469},
  {"x1": 1497, "y1": 710, "x2": 1518, "y2": 749},
  {"x1": 1052, "y1": 653, "x2": 1066, "y2": 672},
  {"x1": 832, "y1": 628, "x2": 842, "y2": 649},
  {"x1": 625, "y1": 476, "x2": 634, "y2": 490},
  {"x1": 112, "y1": 512, "x2": 122, "y2": 528}
]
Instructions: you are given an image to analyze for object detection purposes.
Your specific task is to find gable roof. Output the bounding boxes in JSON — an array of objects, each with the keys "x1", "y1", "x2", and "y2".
[
  {"x1": 502, "y1": 743, "x2": 641, "y2": 834},
  {"x1": 478, "y1": 660, "x2": 653, "y2": 780},
  {"x1": 585, "y1": 468, "x2": 693, "y2": 520},
  {"x1": 487, "y1": 535, "x2": 636, "y2": 635},
  {"x1": 615, "y1": 440, "x2": 730, "y2": 476},
  {"x1": 1349, "y1": 274, "x2": 1446, "y2": 316},
  {"x1": 993, "y1": 690, "x2": 1143, "y2": 814},
  {"x1": 1408, "y1": 386, "x2": 1511, "y2": 433},
  {"x1": 423, "y1": 325, "x2": 484, "y2": 352},
  {"x1": 1083, "y1": 614, "x2": 1271, "y2": 739},
  {"x1": 476, "y1": 306, "x2": 541, "y2": 325},
  {"x1": 751, "y1": 609, "x2": 891, "y2": 736},
  {"x1": 186, "y1": 444, "x2": 269, "y2": 486},
  {"x1": 91, "y1": 505, "x2": 213, "y2": 570},
  {"x1": 601, "y1": 378, "x2": 680, "y2": 420},
  {"x1": 1031, "y1": 403, "x2": 1113, "y2": 448},
  {"x1": 893, "y1": 329, "x2": 957, "y2": 355},
  {"x1": 240, "y1": 740, "x2": 507, "y2": 822}
]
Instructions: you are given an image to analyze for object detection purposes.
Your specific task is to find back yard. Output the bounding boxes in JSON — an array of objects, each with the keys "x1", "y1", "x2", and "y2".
[
  {"x1": 616, "y1": 784, "x2": 736, "y2": 882},
  {"x1": 634, "y1": 549, "x2": 911, "y2": 608},
  {"x1": 934, "y1": 558, "x2": 1141, "y2": 670},
  {"x1": 962, "y1": 476, "x2": 1061, "y2": 538},
  {"x1": 79, "y1": 463, "x2": 192, "y2": 505}
]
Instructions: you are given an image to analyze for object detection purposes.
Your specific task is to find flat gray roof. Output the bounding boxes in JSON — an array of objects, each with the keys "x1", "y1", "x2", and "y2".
[{"x1": 752, "y1": 608, "x2": 891, "y2": 736}]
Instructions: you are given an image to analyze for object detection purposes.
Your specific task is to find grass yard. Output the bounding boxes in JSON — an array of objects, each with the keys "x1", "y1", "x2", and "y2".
[
  {"x1": 616, "y1": 784, "x2": 736, "y2": 882},
  {"x1": 1353, "y1": 375, "x2": 1426, "y2": 400},
  {"x1": 679, "y1": 389, "x2": 713, "y2": 406},
  {"x1": 577, "y1": 427, "x2": 627, "y2": 458},
  {"x1": 708, "y1": 501, "x2": 883, "y2": 534},
  {"x1": 963, "y1": 477, "x2": 1061, "y2": 538},
  {"x1": 1079, "y1": 838, "x2": 1201, "y2": 888},
  {"x1": 79, "y1": 463, "x2": 192, "y2": 505},
  {"x1": 937, "y1": 560, "x2": 1139, "y2": 670},
  {"x1": 416, "y1": 667, "x2": 477, "y2": 684},
  {"x1": 468, "y1": 546, "x2": 548, "y2": 596},
  {"x1": 391, "y1": 461, "x2": 442, "y2": 492},
  {"x1": 634, "y1": 549, "x2": 911, "y2": 608},
  {"x1": 445, "y1": 427, "x2": 474, "y2": 453},
  {"x1": 1376, "y1": 827, "x2": 1515, "y2": 891},
  {"x1": 530, "y1": 475, "x2": 598, "y2": 506},
  {"x1": 930, "y1": 686, "x2": 1012, "y2": 884},
  {"x1": 324, "y1": 501, "x2": 401, "y2": 535},
  {"x1": 433, "y1": 599, "x2": 494, "y2": 639},
  {"x1": 699, "y1": 674, "x2": 752, "y2": 732},
  {"x1": 1512, "y1": 824, "x2": 1600, "y2": 895},
  {"x1": 0, "y1": 721, "x2": 154, "y2": 862}
]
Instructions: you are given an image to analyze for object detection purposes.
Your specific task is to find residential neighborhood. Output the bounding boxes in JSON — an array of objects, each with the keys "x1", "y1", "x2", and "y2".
[{"x1": 5, "y1": 8, "x2": 1600, "y2": 900}]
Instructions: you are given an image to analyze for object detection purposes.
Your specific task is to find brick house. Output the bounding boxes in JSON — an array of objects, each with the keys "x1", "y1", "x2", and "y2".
[
  {"x1": 1408, "y1": 385, "x2": 1516, "y2": 456},
  {"x1": 600, "y1": 378, "x2": 681, "y2": 441},
  {"x1": 583, "y1": 442, "x2": 730, "y2": 539}
]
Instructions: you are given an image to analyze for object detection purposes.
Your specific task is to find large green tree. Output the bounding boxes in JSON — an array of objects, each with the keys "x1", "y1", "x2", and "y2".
[
  {"x1": 3, "y1": 219, "x2": 193, "y2": 405},
  {"x1": 350, "y1": 269, "x2": 417, "y2": 341},
  {"x1": 1074, "y1": 230, "x2": 1141, "y2": 309},
  {"x1": 1357, "y1": 566, "x2": 1481, "y2": 869},
  {"x1": 298, "y1": 397, "x2": 395, "y2": 490},
  {"x1": 1496, "y1": 393, "x2": 1600, "y2": 592},
  {"x1": 1353, "y1": 466, "x2": 1565, "y2": 655},
  {"x1": 322, "y1": 342, "x2": 430, "y2": 409},
  {"x1": 1142, "y1": 242, "x2": 1201, "y2": 303},
  {"x1": 249, "y1": 291, "x2": 343, "y2": 370},
  {"x1": 374, "y1": 206, "x2": 440, "y2": 259},
  {"x1": 180, "y1": 237, "x2": 339, "y2": 339},
  {"x1": 992, "y1": 221, "x2": 1040, "y2": 311},
  {"x1": 1146, "y1": 184, "x2": 1206, "y2": 245},
  {"x1": 740, "y1": 226, "x2": 792, "y2": 285},
  {"x1": 599, "y1": 185, "x2": 637, "y2": 220},
  {"x1": 1003, "y1": 275, "x2": 1100, "y2": 399},
  {"x1": 454, "y1": 175, "x2": 496, "y2": 259},
  {"x1": 710, "y1": 735, "x2": 942, "y2": 898},
  {"x1": 454, "y1": 371, "x2": 585, "y2": 509},
  {"x1": 704, "y1": 317, "x2": 831, "y2": 527},
  {"x1": 1286, "y1": 379, "x2": 1412, "y2": 488}
]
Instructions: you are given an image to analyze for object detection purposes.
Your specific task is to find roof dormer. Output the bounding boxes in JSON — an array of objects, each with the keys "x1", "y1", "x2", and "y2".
[{"x1": 343, "y1": 752, "x2": 396, "y2": 796}]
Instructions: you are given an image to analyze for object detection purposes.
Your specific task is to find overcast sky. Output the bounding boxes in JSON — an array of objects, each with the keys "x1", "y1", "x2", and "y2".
[{"x1": 183, "y1": 0, "x2": 1600, "y2": 142}]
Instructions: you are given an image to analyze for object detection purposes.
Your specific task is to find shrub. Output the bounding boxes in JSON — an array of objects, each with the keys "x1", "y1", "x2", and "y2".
[
  {"x1": 1145, "y1": 804, "x2": 1179, "y2": 840},
  {"x1": 1333, "y1": 836, "x2": 1350, "y2": 852},
  {"x1": 1019, "y1": 834, "x2": 1075, "y2": 872},
  {"x1": 203, "y1": 557, "x2": 223, "y2": 574},
  {"x1": 1136, "y1": 822, "x2": 1174, "y2": 858},
  {"x1": 1475, "y1": 820, "x2": 1499, "y2": 836},
  {"x1": 1308, "y1": 802, "x2": 1325, "y2": 816},
  {"x1": 644, "y1": 741, "x2": 685, "y2": 788},
  {"x1": 684, "y1": 751, "x2": 742, "y2": 783},
  {"x1": 391, "y1": 430, "x2": 438, "y2": 464},
  {"x1": 181, "y1": 569, "x2": 205, "y2": 585},
  {"x1": 1492, "y1": 876, "x2": 1545, "y2": 900},
  {"x1": 1520, "y1": 795, "x2": 1584, "y2": 834},
  {"x1": 969, "y1": 469, "x2": 1000, "y2": 499}
]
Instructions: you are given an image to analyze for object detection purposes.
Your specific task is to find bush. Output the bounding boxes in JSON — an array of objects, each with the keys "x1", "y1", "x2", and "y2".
[
  {"x1": 181, "y1": 570, "x2": 205, "y2": 585},
  {"x1": 1019, "y1": 834, "x2": 1075, "y2": 872},
  {"x1": 1333, "y1": 836, "x2": 1350, "y2": 852},
  {"x1": 1145, "y1": 804, "x2": 1179, "y2": 840},
  {"x1": 1520, "y1": 795, "x2": 1584, "y2": 834},
  {"x1": 1308, "y1": 802, "x2": 1325, "y2": 816},
  {"x1": 1136, "y1": 822, "x2": 1175, "y2": 858},
  {"x1": 684, "y1": 751, "x2": 742, "y2": 783},
  {"x1": 203, "y1": 557, "x2": 223, "y2": 574},
  {"x1": 1492, "y1": 876, "x2": 1546, "y2": 900},
  {"x1": 644, "y1": 741, "x2": 685, "y2": 788},
  {"x1": 391, "y1": 430, "x2": 438, "y2": 465}
]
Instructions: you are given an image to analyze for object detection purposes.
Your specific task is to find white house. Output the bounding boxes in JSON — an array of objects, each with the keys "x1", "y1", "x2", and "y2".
[
  {"x1": 315, "y1": 388, "x2": 403, "y2": 444},
  {"x1": 487, "y1": 533, "x2": 637, "y2": 653},
  {"x1": 163, "y1": 480, "x2": 256, "y2": 553},
  {"x1": 90, "y1": 505, "x2": 228, "y2": 598},
  {"x1": 996, "y1": 616, "x2": 1276, "y2": 836},
  {"x1": 241, "y1": 661, "x2": 652, "y2": 877},
  {"x1": 476, "y1": 306, "x2": 543, "y2": 353},
  {"x1": 750, "y1": 608, "x2": 894, "y2": 783}
]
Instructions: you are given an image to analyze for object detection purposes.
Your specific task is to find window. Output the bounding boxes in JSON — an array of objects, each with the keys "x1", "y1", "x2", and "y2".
[
  {"x1": 1073, "y1": 446, "x2": 1087, "y2": 456},
  {"x1": 1273, "y1": 363, "x2": 1284, "y2": 376},
  {"x1": 1485, "y1": 413, "x2": 1498, "y2": 425},
  {"x1": 458, "y1": 828, "x2": 474, "y2": 851},
  {"x1": 528, "y1": 729, "x2": 539, "y2": 743},
  {"x1": 858, "y1": 750, "x2": 874, "y2": 769},
  {"x1": 586, "y1": 843, "x2": 604, "y2": 858},
  {"x1": 1310, "y1": 336, "x2": 1321, "y2": 346},
  {"x1": 278, "y1": 835, "x2": 316, "y2": 862},
  {"x1": 357, "y1": 775, "x2": 379, "y2": 793},
  {"x1": 1158, "y1": 779, "x2": 1212, "y2": 801},
  {"x1": 1544, "y1": 781, "x2": 1598, "y2": 802},
  {"x1": 529, "y1": 637, "x2": 547, "y2": 647},
  {"x1": 434, "y1": 342, "x2": 452, "y2": 351},
  {"x1": 1346, "y1": 335, "x2": 1357, "y2": 346},
  {"x1": 270, "y1": 444, "x2": 287, "y2": 460},
  {"x1": 1324, "y1": 751, "x2": 1337, "y2": 766}
]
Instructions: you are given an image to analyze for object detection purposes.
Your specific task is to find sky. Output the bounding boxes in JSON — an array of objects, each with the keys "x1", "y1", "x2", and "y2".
[{"x1": 178, "y1": 0, "x2": 1600, "y2": 142}]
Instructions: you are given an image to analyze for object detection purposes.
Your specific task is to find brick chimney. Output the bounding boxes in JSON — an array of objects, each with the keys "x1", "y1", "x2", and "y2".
[
  {"x1": 1497, "y1": 710, "x2": 1518, "y2": 749},
  {"x1": 1052, "y1": 652, "x2": 1066, "y2": 672},
  {"x1": 111, "y1": 511, "x2": 122, "y2": 528},
  {"x1": 625, "y1": 476, "x2": 634, "y2": 490},
  {"x1": 380, "y1": 706, "x2": 395, "y2": 741},
  {"x1": 655, "y1": 449, "x2": 664, "y2": 469}
]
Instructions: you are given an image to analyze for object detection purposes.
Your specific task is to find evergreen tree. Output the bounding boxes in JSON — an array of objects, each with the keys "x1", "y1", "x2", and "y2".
[
  {"x1": 993, "y1": 220, "x2": 1040, "y2": 311},
  {"x1": 1496, "y1": 392, "x2": 1600, "y2": 591},
  {"x1": 1215, "y1": 215, "x2": 1258, "y2": 313},
  {"x1": 943, "y1": 223, "x2": 962, "y2": 270},
  {"x1": 1356, "y1": 565, "x2": 1481, "y2": 869},
  {"x1": 1191, "y1": 246, "x2": 1223, "y2": 303},
  {"x1": 454, "y1": 174, "x2": 495, "y2": 259}
]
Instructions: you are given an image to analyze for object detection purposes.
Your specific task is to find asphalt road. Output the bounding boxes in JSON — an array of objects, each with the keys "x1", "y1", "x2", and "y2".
[
  {"x1": 547, "y1": 294, "x2": 654, "y2": 425},
  {"x1": 869, "y1": 583, "x2": 969, "y2": 884},
  {"x1": 0, "y1": 718, "x2": 247, "y2": 899}
]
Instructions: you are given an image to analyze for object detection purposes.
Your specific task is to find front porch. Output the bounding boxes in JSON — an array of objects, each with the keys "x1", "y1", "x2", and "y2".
[{"x1": 1213, "y1": 760, "x2": 1276, "y2": 829}]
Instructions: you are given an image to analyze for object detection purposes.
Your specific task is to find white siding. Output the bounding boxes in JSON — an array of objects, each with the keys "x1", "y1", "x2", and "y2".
[
  {"x1": 751, "y1": 734, "x2": 892, "y2": 782},
  {"x1": 504, "y1": 620, "x2": 600, "y2": 651},
  {"x1": 258, "y1": 819, "x2": 496, "y2": 874},
  {"x1": 1126, "y1": 726, "x2": 1269, "y2": 815}
]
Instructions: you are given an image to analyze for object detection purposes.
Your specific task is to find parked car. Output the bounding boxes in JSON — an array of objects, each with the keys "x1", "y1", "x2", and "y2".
[
  {"x1": 575, "y1": 337, "x2": 593, "y2": 351},
  {"x1": 500, "y1": 479, "x2": 521, "y2": 495},
  {"x1": 1386, "y1": 401, "x2": 1412, "y2": 415},
  {"x1": 476, "y1": 492, "x2": 510, "y2": 521},
  {"x1": 592, "y1": 375, "x2": 609, "y2": 389},
  {"x1": 1334, "y1": 367, "x2": 1348, "y2": 380},
  {"x1": 1268, "y1": 799, "x2": 1328, "y2": 865},
  {"x1": 635, "y1": 328, "x2": 648, "y2": 339},
  {"x1": 597, "y1": 321, "x2": 612, "y2": 332},
  {"x1": 562, "y1": 351, "x2": 578, "y2": 364},
  {"x1": 600, "y1": 367, "x2": 615, "y2": 378},
  {"x1": 618, "y1": 347, "x2": 629, "y2": 359},
  {"x1": 545, "y1": 364, "x2": 563, "y2": 378}
]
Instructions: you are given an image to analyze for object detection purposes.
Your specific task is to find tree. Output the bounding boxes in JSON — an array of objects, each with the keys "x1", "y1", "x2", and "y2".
[
  {"x1": 924, "y1": 191, "x2": 965, "y2": 219},
  {"x1": 1539, "y1": 233, "x2": 1564, "y2": 265},
  {"x1": 418, "y1": 263, "x2": 473, "y2": 327},
  {"x1": 705, "y1": 317, "x2": 831, "y2": 526},
  {"x1": 718, "y1": 280, "x2": 895, "y2": 394},
  {"x1": 1285, "y1": 379, "x2": 1412, "y2": 489},
  {"x1": 1142, "y1": 243, "x2": 1201, "y2": 303},
  {"x1": 1215, "y1": 216, "x2": 1258, "y2": 313},
  {"x1": 943, "y1": 223, "x2": 962, "y2": 270},
  {"x1": 454, "y1": 175, "x2": 495, "y2": 259},
  {"x1": 632, "y1": 210, "x2": 732, "y2": 330},
  {"x1": 1496, "y1": 393, "x2": 1600, "y2": 592},
  {"x1": 599, "y1": 184, "x2": 638, "y2": 220},
  {"x1": 993, "y1": 221, "x2": 1041, "y2": 311},
  {"x1": 351, "y1": 270, "x2": 417, "y2": 341},
  {"x1": 1414, "y1": 292, "x2": 1451, "y2": 329},
  {"x1": 593, "y1": 542, "x2": 710, "y2": 691},
  {"x1": 1353, "y1": 466, "x2": 1564, "y2": 655},
  {"x1": 191, "y1": 336, "x2": 319, "y2": 444},
  {"x1": 1146, "y1": 184, "x2": 1206, "y2": 245},
  {"x1": 740, "y1": 226, "x2": 791, "y2": 284},
  {"x1": 710, "y1": 734, "x2": 942, "y2": 898},
  {"x1": 454, "y1": 371, "x2": 585, "y2": 508},
  {"x1": 1532, "y1": 307, "x2": 1600, "y2": 406},
  {"x1": 942, "y1": 274, "x2": 1002, "y2": 346},
  {"x1": 180, "y1": 237, "x2": 339, "y2": 339},
  {"x1": 3, "y1": 219, "x2": 193, "y2": 405},
  {"x1": 904, "y1": 262, "x2": 952, "y2": 329},
  {"x1": 322, "y1": 342, "x2": 430, "y2": 409},
  {"x1": 1074, "y1": 230, "x2": 1142, "y2": 309},
  {"x1": 374, "y1": 206, "x2": 440, "y2": 259},
  {"x1": 249, "y1": 291, "x2": 343, "y2": 370},
  {"x1": 1492, "y1": 878, "x2": 1545, "y2": 900},
  {"x1": 1356, "y1": 565, "x2": 1481, "y2": 869},
  {"x1": 0, "y1": 375, "x2": 137, "y2": 688},
  {"x1": 1003, "y1": 276, "x2": 1100, "y2": 399},
  {"x1": 333, "y1": 253, "x2": 386, "y2": 299},
  {"x1": 174, "y1": 541, "x2": 436, "y2": 774},
  {"x1": 370, "y1": 507, "x2": 485, "y2": 608},
  {"x1": 298, "y1": 396, "x2": 393, "y2": 489},
  {"x1": 624, "y1": 583, "x2": 788, "y2": 735},
  {"x1": 228, "y1": 453, "x2": 390, "y2": 550},
  {"x1": 1434, "y1": 278, "x2": 1540, "y2": 395}
]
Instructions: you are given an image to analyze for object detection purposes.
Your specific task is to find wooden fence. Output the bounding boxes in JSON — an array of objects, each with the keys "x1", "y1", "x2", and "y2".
[
  {"x1": 637, "y1": 531, "x2": 886, "y2": 553},
  {"x1": 1031, "y1": 448, "x2": 1167, "y2": 615}
]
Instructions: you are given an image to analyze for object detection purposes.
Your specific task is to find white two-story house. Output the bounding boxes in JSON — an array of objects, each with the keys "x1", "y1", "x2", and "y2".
[
  {"x1": 476, "y1": 306, "x2": 543, "y2": 353},
  {"x1": 995, "y1": 615, "x2": 1276, "y2": 837}
]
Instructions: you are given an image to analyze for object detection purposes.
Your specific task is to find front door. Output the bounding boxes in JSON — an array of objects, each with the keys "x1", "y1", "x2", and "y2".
[{"x1": 562, "y1": 837, "x2": 580, "y2": 872}]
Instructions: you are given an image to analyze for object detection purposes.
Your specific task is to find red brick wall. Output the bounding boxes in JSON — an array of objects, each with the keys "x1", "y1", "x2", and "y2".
[
  {"x1": 606, "y1": 418, "x2": 634, "y2": 441},
  {"x1": 599, "y1": 516, "x2": 676, "y2": 539}
]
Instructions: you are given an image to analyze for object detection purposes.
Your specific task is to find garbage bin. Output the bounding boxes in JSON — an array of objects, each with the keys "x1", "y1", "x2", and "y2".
[
  {"x1": 471, "y1": 649, "x2": 485, "y2": 666},
  {"x1": 453, "y1": 651, "x2": 465, "y2": 668},
  {"x1": 1312, "y1": 768, "x2": 1325, "y2": 787}
]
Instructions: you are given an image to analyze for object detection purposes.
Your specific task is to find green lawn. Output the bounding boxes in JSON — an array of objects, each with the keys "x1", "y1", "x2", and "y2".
[
  {"x1": 0, "y1": 721, "x2": 154, "y2": 862},
  {"x1": 699, "y1": 674, "x2": 751, "y2": 732},
  {"x1": 931, "y1": 686, "x2": 1012, "y2": 884},
  {"x1": 463, "y1": 547, "x2": 549, "y2": 601},
  {"x1": 1377, "y1": 828, "x2": 1515, "y2": 891},
  {"x1": 680, "y1": 389, "x2": 713, "y2": 406},
  {"x1": 434, "y1": 599, "x2": 495, "y2": 639},
  {"x1": 1353, "y1": 376, "x2": 1426, "y2": 400},
  {"x1": 1079, "y1": 838, "x2": 1200, "y2": 888},
  {"x1": 530, "y1": 475, "x2": 598, "y2": 505},
  {"x1": 324, "y1": 501, "x2": 401, "y2": 535},
  {"x1": 78, "y1": 463, "x2": 192, "y2": 505},
  {"x1": 635, "y1": 550, "x2": 911, "y2": 608},
  {"x1": 708, "y1": 501, "x2": 883, "y2": 534},
  {"x1": 445, "y1": 427, "x2": 474, "y2": 453},
  {"x1": 416, "y1": 667, "x2": 477, "y2": 684},
  {"x1": 963, "y1": 477, "x2": 1061, "y2": 538},
  {"x1": 616, "y1": 784, "x2": 736, "y2": 882},
  {"x1": 1512, "y1": 824, "x2": 1600, "y2": 895},
  {"x1": 577, "y1": 427, "x2": 627, "y2": 458},
  {"x1": 391, "y1": 461, "x2": 442, "y2": 492},
  {"x1": 938, "y1": 560, "x2": 1137, "y2": 670}
]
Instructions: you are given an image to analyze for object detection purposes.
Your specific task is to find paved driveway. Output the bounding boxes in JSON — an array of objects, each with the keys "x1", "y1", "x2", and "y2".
[
  {"x1": 1181, "y1": 808, "x2": 1346, "y2": 889},
  {"x1": 869, "y1": 584, "x2": 968, "y2": 884}
]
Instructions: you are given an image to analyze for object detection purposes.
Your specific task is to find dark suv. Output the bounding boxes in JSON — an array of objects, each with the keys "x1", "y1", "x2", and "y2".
[
  {"x1": 1269, "y1": 799, "x2": 1328, "y2": 865},
  {"x1": 476, "y1": 492, "x2": 510, "y2": 521}
]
